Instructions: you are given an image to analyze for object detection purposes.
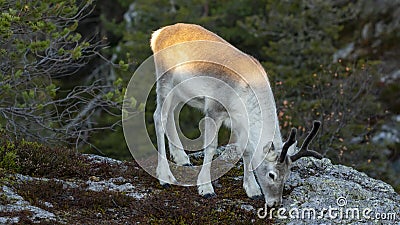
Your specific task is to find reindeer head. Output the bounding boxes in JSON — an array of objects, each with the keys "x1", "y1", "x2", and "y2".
[{"x1": 254, "y1": 121, "x2": 323, "y2": 207}]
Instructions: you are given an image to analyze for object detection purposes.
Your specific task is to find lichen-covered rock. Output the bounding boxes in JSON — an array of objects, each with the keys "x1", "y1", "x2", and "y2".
[
  {"x1": 270, "y1": 157, "x2": 400, "y2": 224},
  {"x1": 0, "y1": 185, "x2": 57, "y2": 224}
]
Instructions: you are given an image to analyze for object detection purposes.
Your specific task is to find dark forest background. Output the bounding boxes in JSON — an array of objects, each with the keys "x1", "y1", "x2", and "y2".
[{"x1": 1, "y1": 0, "x2": 399, "y2": 192}]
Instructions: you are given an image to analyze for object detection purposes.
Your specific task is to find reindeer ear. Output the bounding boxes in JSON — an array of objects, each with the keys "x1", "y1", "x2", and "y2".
[
  {"x1": 266, "y1": 151, "x2": 278, "y2": 162},
  {"x1": 249, "y1": 141, "x2": 273, "y2": 171},
  {"x1": 287, "y1": 140, "x2": 298, "y2": 156},
  {"x1": 263, "y1": 142, "x2": 277, "y2": 161}
]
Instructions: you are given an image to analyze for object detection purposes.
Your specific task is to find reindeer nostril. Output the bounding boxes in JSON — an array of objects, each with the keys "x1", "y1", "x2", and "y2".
[{"x1": 268, "y1": 172, "x2": 276, "y2": 180}]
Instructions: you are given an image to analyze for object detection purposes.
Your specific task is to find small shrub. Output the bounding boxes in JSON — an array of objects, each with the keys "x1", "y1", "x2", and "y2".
[
  {"x1": 0, "y1": 131, "x2": 90, "y2": 178},
  {"x1": 0, "y1": 144, "x2": 19, "y2": 172},
  {"x1": 15, "y1": 140, "x2": 90, "y2": 178}
]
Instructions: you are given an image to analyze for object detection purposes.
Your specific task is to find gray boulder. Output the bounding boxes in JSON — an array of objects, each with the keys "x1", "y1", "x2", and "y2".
[{"x1": 274, "y1": 157, "x2": 400, "y2": 224}]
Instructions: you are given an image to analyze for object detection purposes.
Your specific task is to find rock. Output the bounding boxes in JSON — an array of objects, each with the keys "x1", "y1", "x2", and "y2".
[
  {"x1": 0, "y1": 154, "x2": 150, "y2": 224},
  {"x1": 268, "y1": 157, "x2": 400, "y2": 224},
  {"x1": 374, "y1": 20, "x2": 385, "y2": 38},
  {"x1": 0, "y1": 186, "x2": 57, "y2": 223},
  {"x1": 241, "y1": 204, "x2": 255, "y2": 212},
  {"x1": 361, "y1": 23, "x2": 373, "y2": 40},
  {"x1": 381, "y1": 69, "x2": 400, "y2": 84},
  {"x1": 332, "y1": 42, "x2": 354, "y2": 62},
  {"x1": 1, "y1": 151, "x2": 399, "y2": 224}
]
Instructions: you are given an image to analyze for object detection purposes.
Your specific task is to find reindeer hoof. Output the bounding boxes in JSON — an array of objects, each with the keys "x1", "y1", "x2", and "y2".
[
  {"x1": 183, "y1": 163, "x2": 193, "y2": 167},
  {"x1": 250, "y1": 195, "x2": 263, "y2": 200},
  {"x1": 203, "y1": 193, "x2": 216, "y2": 199}
]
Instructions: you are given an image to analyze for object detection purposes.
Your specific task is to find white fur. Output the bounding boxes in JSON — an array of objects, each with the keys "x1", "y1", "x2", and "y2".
[{"x1": 151, "y1": 24, "x2": 296, "y2": 204}]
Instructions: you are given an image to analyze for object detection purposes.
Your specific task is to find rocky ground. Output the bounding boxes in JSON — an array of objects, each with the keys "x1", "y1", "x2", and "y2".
[
  {"x1": 0, "y1": 149, "x2": 269, "y2": 225},
  {"x1": 0, "y1": 145, "x2": 399, "y2": 224}
]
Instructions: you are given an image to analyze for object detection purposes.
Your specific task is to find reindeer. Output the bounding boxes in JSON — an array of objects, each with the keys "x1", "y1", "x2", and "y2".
[{"x1": 151, "y1": 23, "x2": 322, "y2": 207}]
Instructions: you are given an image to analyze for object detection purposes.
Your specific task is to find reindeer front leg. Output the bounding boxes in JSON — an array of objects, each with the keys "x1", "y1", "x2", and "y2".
[
  {"x1": 166, "y1": 102, "x2": 191, "y2": 166},
  {"x1": 229, "y1": 118, "x2": 263, "y2": 199},
  {"x1": 197, "y1": 108, "x2": 225, "y2": 198},
  {"x1": 242, "y1": 150, "x2": 263, "y2": 199}
]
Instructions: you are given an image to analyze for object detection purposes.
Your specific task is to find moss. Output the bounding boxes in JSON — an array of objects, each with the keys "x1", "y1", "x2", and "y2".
[
  {"x1": 394, "y1": 184, "x2": 400, "y2": 194},
  {"x1": 5, "y1": 153, "x2": 276, "y2": 224},
  {"x1": 0, "y1": 191, "x2": 10, "y2": 205},
  {"x1": 1, "y1": 130, "x2": 273, "y2": 224},
  {"x1": 15, "y1": 179, "x2": 138, "y2": 222},
  {"x1": 16, "y1": 140, "x2": 89, "y2": 178},
  {"x1": 124, "y1": 162, "x2": 271, "y2": 224},
  {"x1": 0, "y1": 134, "x2": 91, "y2": 179}
]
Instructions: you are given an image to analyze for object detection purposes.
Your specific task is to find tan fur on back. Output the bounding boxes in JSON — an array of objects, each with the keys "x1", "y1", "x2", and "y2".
[
  {"x1": 150, "y1": 23, "x2": 270, "y2": 87},
  {"x1": 151, "y1": 23, "x2": 230, "y2": 53}
]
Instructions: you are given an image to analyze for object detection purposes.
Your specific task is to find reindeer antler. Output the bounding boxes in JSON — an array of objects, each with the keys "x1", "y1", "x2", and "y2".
[
  {"x1": 279, "y1": 128, "x2": 297, "y2": 163},
  {"x1": 290, "y1": 121, "x2": 323, "y2": 162}
]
